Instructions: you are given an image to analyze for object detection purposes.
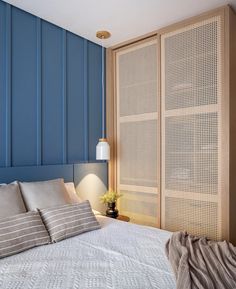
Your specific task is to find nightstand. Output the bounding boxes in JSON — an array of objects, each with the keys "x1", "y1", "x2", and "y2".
[{"x1": 116, "y1": 215, "x2": 130, "y2": 222}]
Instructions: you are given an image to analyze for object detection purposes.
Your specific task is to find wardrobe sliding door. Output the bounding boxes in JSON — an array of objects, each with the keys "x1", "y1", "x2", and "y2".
[
  {"x1": 161, "y1": 16, "x2": 223, "y2": 240},
  {"x1": 116, "y1": 38, "x2": 159, "y2": 227}
]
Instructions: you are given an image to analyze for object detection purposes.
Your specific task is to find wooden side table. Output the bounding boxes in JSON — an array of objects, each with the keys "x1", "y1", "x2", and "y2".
[{"x1": 116, "y1": 215, "x2": 130, "y2": 222}]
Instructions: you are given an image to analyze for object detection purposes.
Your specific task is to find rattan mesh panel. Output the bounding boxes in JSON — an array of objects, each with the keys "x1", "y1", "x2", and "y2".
[
  {"x1": 119, "y1": 82, "x2": 157, "y2": 116},
  {"x1": 119, "y1": 44, "x2": 157, "y2": 116},
  {"x1": 120, "y1": 120, "x2": 157, "y2": 187},
  {"x1": 165, "y1": 113, "x2": 218, "y2": 194},
  {"x1": 162, "y1": 16, "x2": 222, "y2": 239},
  {"x1": 165, "y1": 197, "x2": 219, "y2": 240},
  {"x1": 165, "y1": 20, "x2": 218, "y2": 110},
  {"x1": 117, "y1": 41, "x2": 158, "y2": 226},
  {"x1": 119, "y1": 190, "x2": 158, "y2": 227}
]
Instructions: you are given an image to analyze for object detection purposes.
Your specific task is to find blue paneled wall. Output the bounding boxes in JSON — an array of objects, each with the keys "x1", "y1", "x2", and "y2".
[{"x1": 0, "y1": 1, "x2": 103, "y2": 167}]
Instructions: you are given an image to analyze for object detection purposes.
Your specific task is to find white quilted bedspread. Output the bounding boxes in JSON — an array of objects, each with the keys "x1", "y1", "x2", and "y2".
[{"x1": 0, "y1": 216, "x2": 176, "y2": 289}]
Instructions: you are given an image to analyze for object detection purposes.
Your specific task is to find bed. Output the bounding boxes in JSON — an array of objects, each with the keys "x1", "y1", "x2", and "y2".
[
  {"x1": 0, "y1": 214, "x2": 175, "y2": 289},
  {"x1": 1, "y1": 164, "x2": 235, "y2": 289},
  {"x1": 0, "y1": 163, "x2": 176, "y2": 289}
]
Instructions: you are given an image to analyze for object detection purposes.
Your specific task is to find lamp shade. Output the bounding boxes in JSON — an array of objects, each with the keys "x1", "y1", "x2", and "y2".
[{"x1": 96, "y1": 138, "x2": 110, "y2": 160}]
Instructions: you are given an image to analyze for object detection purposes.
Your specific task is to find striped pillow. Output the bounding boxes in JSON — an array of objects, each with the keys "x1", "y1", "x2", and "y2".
[
  {"x1": 0, "y1": 211, "x2": 50, "y2": 259},
  {"x1": 39, "y1": 200, "x2": 101, "y2": 243}
]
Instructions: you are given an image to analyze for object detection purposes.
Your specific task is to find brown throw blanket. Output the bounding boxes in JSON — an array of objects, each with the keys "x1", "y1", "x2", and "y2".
[{"x1": 166, "y1": 232, "x2": 236, "y2": 289}]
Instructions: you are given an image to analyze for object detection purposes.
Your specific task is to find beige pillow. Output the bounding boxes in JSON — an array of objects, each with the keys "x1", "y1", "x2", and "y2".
[
  {"x1": 0, "y1": 211, "x2": 50, "y2": 259},
  {"x1": 19, "y1": 179, "x2": 71, "y2": 211},
  {"x1": 39, "y1": 200, "x2": 101, "y2": 243},
  {"x1": 0, "y1": 182, "x2": 26, "y2": 218},
  {"x1": 65, "y1": 182, "x2": 82, "y2": 203}
]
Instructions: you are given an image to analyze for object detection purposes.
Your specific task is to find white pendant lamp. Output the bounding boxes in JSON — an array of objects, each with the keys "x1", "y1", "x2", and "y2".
[
  {"x1": 96, "y1": 31, "x2": 111, "y2": 161},
  {"x1": 96, "y1": 138, "x2": 110, "y2": 160}
]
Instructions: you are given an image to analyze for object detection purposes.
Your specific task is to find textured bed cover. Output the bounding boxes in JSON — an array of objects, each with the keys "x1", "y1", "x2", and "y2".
[{"x1": 0, "y1": 215, "x2": 175, "y2": 289}]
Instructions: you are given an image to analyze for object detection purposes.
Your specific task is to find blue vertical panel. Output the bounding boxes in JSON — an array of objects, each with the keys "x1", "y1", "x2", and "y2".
[
  {"x1": 66, "y1": 32, "x2": 85, "y2": 163},
  {"x1": 41, "y1": 21, "x2": 63, "y2": 165},
  {"x1": 5, "y1": 4, "x2": 12, "y2": 167},
  {"x1": 87, "y1": 42, "x2": 102, "y2": 161},
  {"x1": 36, "y1": 18, "x2": 42, "y2": 165},
  {"x1": 0, "y1": 1, "x2": 6, "y2": 167},
  {"x1": 83, "y1": 40, "x2": 88, "y2": 161},
  {"x1": 62, "y1": 30, "x2": 67, "y2": 164},
  {"x1": 11, "y1": 8, "x2": 38, "y2": 166}
]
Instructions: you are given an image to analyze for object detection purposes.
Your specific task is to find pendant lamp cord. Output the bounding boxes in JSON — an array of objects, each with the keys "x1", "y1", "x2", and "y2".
[{"x1": 101, "y1": 42, "x2": 105, "y2": 139}]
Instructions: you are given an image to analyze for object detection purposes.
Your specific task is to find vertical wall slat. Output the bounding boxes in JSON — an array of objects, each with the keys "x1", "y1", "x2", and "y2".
[
  {"x1": 66, "y1": 32, "x2": 85, "y2": 163},
  {"x1": 87, "y1": 42, "x2": 102, "y2": 161},
  {"x1": 62, "y1": 29, "x2": 67, "y2": 164},
  {"x1": 11, "y1": 8, "x2": 38, "y2": 166},
  {"x1": 42, "y1": 21, "x2": 64, "y2": 165},
  {"x1": 5, "y1": 4, "x2": 12, "y2": 167},
  {"x1": 83, "y1": 39, "x2": 88, "y2": 162},
  {"x1": 0, "y1": 1, "x2": 6, "y2": 167},
  {"x1": 36, "y1": 18, "x2": 42, "y2": 166}
]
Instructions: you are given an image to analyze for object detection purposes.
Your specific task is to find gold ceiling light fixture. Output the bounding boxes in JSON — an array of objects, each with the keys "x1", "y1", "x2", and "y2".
[
  {"x1": 96, "y1": 30, "x2": 111, "y2": 161},
  {"x1": 96, "y1": 30, "x2": 111, "y2": 40}
]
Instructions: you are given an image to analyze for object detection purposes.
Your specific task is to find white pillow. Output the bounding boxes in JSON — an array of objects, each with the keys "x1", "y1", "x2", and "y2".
[{"x1": 65, "y1": 182, "x2": 82, "y2": 203}]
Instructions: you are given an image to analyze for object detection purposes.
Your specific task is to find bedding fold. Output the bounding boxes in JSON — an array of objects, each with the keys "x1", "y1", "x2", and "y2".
[{"x1": 166, "y1": 231, "x2": 236, "y2": 289}]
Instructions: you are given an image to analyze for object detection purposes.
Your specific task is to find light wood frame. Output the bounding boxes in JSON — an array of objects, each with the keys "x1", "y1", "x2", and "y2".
[
  {"x1": 160, "y1": 14, "x2": 223, "y2": 241},
  {"x1": 114, "y1": 37, "x2": 161, "y2": 227},
  {"x1": 106, "y1": 5, "x2": 236, "y2": 242},
  {"x1": 228, "y1": 7, "x2": 236, "y2": 244}
]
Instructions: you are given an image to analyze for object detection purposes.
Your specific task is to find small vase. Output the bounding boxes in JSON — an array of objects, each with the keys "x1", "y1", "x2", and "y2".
[{"x1": 106, "y1": 202, "x2": 119, "y2": 218}]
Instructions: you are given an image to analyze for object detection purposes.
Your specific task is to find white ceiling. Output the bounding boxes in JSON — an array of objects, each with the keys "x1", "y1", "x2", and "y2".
[{"x1": 3, "y1": 0, "x2": 236, "y2": 47}]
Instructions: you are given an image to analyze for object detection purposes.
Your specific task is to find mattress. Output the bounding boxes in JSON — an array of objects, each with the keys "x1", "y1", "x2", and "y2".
[{"x1": 0, "y1": 215, "x2": 176, "y2": 289}]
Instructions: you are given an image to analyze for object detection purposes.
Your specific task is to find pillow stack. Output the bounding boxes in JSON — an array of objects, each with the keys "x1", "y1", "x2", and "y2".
[{"x1": 0, "y1": 179, "x2": 100, "y2": 259}]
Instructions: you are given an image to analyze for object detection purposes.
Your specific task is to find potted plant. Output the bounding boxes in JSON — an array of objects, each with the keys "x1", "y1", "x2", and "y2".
[{"x1": 100, "y1": 190, "x2": 122, "y2": 218}]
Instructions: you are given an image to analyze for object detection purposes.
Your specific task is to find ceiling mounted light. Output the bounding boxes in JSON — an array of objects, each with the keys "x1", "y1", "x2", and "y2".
[{"x1": 96, "y1": 30, "x2": 111, "y2": 161}]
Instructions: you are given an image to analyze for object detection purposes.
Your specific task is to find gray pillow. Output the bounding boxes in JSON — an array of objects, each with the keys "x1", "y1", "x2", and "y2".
[
  {"x1": 0, "y1": 211, "x2": 50, "y2": 259},
  {"x1": 19, "y1": 179, "x2": 71, "y2": 211},
  {"x1": 0, "y1": 182, "x2": 26, "y2": 218},
  {"x1": 39, "y1": 200, "x2": 101, "y2": 243}
]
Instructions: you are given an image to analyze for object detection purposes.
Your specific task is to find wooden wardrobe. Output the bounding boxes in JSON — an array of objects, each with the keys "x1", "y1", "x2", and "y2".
[{"x1": 106, "y1": 5, "x2": 236, "y2": 243}]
